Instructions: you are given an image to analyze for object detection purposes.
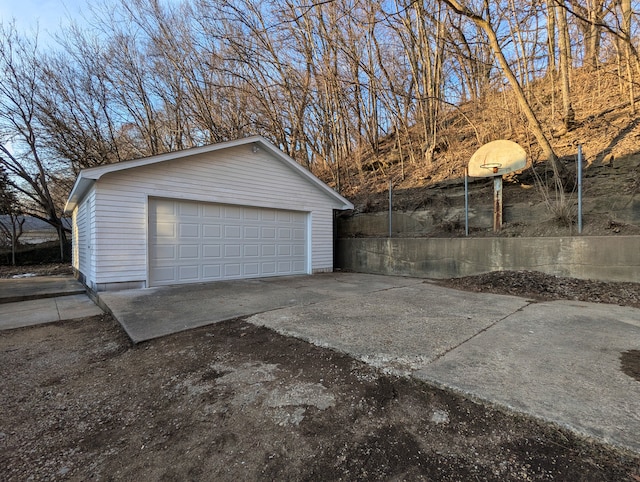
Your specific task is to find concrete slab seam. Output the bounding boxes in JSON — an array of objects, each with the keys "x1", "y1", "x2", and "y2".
[
  {"x1": 427, "y1": 301, "x2": 534, "y2": 365},
  {"x1": 53, "y1": 298, "x2": 61, "y2": 321}
]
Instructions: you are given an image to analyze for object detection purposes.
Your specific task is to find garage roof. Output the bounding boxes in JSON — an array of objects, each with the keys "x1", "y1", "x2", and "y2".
[{"x1": 64, "y1": 136, "x2": 353, "y2": 214}]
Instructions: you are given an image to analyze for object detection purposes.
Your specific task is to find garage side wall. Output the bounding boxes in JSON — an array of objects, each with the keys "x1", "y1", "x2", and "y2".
[
  {"x1": 92, "y1": 145, "x2": 342, "y2": 289},
  {"x1": 72, "y1": 186, "x2": 96, "y2": 289}
]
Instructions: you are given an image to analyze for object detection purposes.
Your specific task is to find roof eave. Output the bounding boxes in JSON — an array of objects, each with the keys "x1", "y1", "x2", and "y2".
[{"x1": 64, "y1": 175, "x2": 95, "y2": 214}]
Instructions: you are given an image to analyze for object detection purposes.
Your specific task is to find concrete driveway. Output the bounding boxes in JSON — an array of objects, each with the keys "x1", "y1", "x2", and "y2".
[
  {"x1": 98, "y1": 272, "x2": 640, "y2": 453},
  {"x1": 97, "y1": 273, "x2": 423, "y2": 343}
]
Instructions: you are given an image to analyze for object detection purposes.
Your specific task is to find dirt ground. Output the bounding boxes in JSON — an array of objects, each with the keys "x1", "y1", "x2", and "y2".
[
  {"x1": 0, "y1": 263, "x2": 73, "y2": 279},
  {"x1": 2, "y1": 268, "x2": 640, "y2": 481}
]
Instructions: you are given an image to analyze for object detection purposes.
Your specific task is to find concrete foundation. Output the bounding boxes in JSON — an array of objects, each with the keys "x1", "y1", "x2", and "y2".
[{"x1": 336, "y1": 236, "x2": 640, "y2": 282}]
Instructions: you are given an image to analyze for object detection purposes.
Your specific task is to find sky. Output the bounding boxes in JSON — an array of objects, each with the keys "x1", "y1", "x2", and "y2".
[{"x1": 0, "y1": 0, "x2": 90, "y2": 36}]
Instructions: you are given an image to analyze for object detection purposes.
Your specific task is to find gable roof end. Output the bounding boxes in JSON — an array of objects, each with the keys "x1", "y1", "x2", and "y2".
[{"x1": 64, "y1": 136, "x2": 353, "y2": 214}]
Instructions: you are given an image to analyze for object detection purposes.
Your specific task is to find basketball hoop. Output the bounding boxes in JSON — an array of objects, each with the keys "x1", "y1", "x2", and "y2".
[
  {"x1": 480, "y1": 162, "x2": 502, "y2": 174},
  {"x1": 468, "y1": 140, "x2": 527, "y2": 233}
]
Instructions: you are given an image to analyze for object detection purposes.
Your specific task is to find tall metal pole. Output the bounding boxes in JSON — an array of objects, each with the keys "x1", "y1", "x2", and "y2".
[
  {"x1": 464, "y1": 168, "x2": 469, "y2": 236},
  {"x1": 388, "y1": 179, "x2": 393, "y2": 238},
  {"x1": 577, "y1": 144, "x2": 583, "y2": 234}
]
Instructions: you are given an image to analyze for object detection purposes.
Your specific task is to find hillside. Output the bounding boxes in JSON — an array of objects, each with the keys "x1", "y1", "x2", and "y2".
[{"x1": 322, "y1": 66, "x2": 640, "y2": 237}]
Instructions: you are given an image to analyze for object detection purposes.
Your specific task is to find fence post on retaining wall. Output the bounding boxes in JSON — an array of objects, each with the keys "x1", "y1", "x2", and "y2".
[
  {"x1": 577, "y1": 144, "x2": 583, "y2": 234},
  {"x1": 388, "y1": 179, "x2": 393, "y2": 238},
  {"x1": 464, "y1": 168, "x2": 469, "y2": 236}
]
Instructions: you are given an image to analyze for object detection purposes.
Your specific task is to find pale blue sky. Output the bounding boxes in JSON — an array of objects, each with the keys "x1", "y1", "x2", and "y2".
[{"x1": 0, "y1": 0, "x2": 91, "y2": 35}]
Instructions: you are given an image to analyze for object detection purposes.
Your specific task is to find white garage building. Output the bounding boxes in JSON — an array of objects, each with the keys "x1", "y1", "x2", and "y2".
[{"x1": 64, "y1": 136, "x2": 353, "y2": 292}]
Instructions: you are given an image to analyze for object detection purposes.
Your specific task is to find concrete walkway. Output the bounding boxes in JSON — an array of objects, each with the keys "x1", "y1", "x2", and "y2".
[
  {"x1": 98, "y1": 272, "x2": 640, "y2": 454},
  {"x1": 0, "y1": 276, "x2": 103, "y2": 330},
  {"x1": 0, "y1": 275, "x2": 85, "y2": 304}
]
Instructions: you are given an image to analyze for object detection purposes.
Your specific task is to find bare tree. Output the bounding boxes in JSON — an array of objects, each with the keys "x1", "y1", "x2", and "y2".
[
  {"x1": 440, "y1": 2, "x2": 560, "y2": 164},
  {"x1": 0, "y1": 165, "x2": 24, "y2": 265},
  {"x1": 0, "y1": 24, "x2": 68, "y2": 260},
  {"x1": 618, "y1": 0, "x2": 636, "y2": 113},
  {"x1": 569, "y1": 0, "x2": 605, "y2": 69},
  {"x1": 38, "y1": 27, "x2": 127, "y2": 171},
  {"x1": 555, "y1": 0, "x2": 576, "y2": 130}
]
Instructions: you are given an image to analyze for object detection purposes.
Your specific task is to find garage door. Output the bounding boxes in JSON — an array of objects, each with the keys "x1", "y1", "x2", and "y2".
[{"x1": 149, "y1": 198, "x2": 308, "y2": 286}]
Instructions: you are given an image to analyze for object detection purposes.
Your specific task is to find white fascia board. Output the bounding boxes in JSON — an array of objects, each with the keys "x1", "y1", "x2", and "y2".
[
  {"x1": 64, "y1": 135, "x2": 354, "y2": 214},
  {"x1": 64, "y1": 176, "x2": 93, "y2": 214}
]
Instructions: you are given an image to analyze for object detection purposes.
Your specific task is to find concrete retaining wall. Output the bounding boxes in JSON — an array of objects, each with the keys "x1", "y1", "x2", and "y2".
[{"x1": 336, "y1": 236, "x2": 640, "y2": 282}]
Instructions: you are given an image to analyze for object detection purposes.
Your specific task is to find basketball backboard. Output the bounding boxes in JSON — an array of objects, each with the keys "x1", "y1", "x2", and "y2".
[{"x1": 468, "y1": 140, "x2": 527, "y2": 177}]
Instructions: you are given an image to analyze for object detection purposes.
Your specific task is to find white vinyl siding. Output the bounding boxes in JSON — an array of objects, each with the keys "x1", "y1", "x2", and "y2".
[
  {"x1": 89, "y1": 144, "x2": 342, "y2": 286},
  {"x1": 72, "y1": 187, "x2": 96, "y2": 284},
  {"x1": 71, "y1": 207, "x2": 81, "y2": 271}
]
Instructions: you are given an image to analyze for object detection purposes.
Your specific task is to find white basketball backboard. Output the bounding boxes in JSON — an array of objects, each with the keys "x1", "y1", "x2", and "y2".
[{"x1": 468, "y1": 140, "x2": 527, "y2": 177}]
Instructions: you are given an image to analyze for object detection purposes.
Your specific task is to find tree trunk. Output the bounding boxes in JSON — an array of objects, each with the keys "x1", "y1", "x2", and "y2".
[
  {"x1": 620, "y1": 0, "x2": 635, "y2": 113},
  {"x1": 442, "y1": 0, "x2": 565, "y2": 202},
  {"x1": 442, "y1": 1, "x2": 559, "y2": 162},
  {"x1": 547, "y1": 1, "x2": 557, "y2": 74},
  {"x1": 555, "y1": 0, "x2": 576, "y2": 130}
]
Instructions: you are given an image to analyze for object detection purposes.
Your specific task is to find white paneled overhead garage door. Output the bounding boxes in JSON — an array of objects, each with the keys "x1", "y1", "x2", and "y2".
[{"x1": 149, "y1": 198, "x2": 308, "y2": 287}]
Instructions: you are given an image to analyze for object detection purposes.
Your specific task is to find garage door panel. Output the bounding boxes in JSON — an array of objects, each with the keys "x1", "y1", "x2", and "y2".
[
  {"x1": 225, "y1": 225, "x2": 241, "y2": 238},
  {"x1": 149, "y1": 199, "x2": 307, "y2": 287},
  {"x1": 243, "y1": 208, "x2": 260, "y2": 220},
  {"x1": 150, "y1": 245, "x2": 176, "y2": 260},
  {"x1": 277, "y1": 261, "x2": 291, "y2": 273},
  {"x1": 203, "y1": 245, "x2": 221, "y2": 258},
  {"x1": 224, "y1": 264, "x2": 241, "y2": 277},
  {"x1": 153, "y1": 266, "x2": 176, "y2": 283},
  {"x1": 179, "y1": 223, "x2": 199, "y2": 237},
  {"x1": 203, "y1": 224, "x2": 221, "y2": 238},
  {"x1": 243, "y1": 263, "x2": 259, "y2": 276},
  {"x1": 203, "y1": 205, "x2": 221, "y2": 218},
  {"x1": 179, "y1": 203, "x2": 199, "y2": 216},
  {"x1": 224, "y1": 206, "x2": 241, "y2": 219},
  {"x1": 262, "y1": 262, "x2": 276, "y2": 274},
  {"x1": 179, "y1": 245, "x2": 199, "y2": 259},
  {"x1": 224, "y1": 244, "x2": 241, "y2": 257},
  {"x1": 155, "y1": 222, "x2": 176, "y2": 238},
  {"x1": 178, "y1": 265, "x2": 199, "y2": 280},
  {"x1": 154, "y1": 201, "x2": 176, "y2": 216},
  {"x1": 203, "y1": 265, "x2": 221, "y2": 278}
]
